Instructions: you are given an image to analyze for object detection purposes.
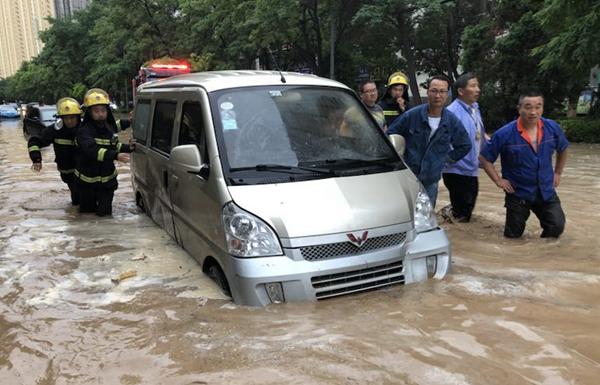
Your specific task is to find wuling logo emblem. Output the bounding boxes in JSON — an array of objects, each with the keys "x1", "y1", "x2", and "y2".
[{"x1": 347, "y1": 231, "x2": 369, "y2": 247}]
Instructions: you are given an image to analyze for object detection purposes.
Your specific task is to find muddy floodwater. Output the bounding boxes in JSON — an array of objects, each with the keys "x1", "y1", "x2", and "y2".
[{"x1": 1, "y1": 118, "x2": 599, "y2": 385}]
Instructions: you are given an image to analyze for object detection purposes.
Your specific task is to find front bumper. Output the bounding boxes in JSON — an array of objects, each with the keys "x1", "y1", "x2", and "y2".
[{"x1": 226, "y1": 227, "x2": 451, "y2": 306}]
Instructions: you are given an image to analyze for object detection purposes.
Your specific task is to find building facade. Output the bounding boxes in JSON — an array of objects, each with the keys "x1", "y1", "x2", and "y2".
[
  {"x1": 55, "y1": 0, "x2": 89, "y2": 18},
  {"x1": 0, "y1": 0, "x2": 89, "y2": 79},
  {"x1": 0, "y1": 1, "x2": 55, "y2": 78}
]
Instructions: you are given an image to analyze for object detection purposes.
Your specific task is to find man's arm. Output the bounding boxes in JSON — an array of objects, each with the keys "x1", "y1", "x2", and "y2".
[
  {"x1": 479, "y1": 155, "x2": 515, "y2": 193},
  {"x1": 448, "y1": 118, "x2": 471, "y2": 162},
  {"x1": 554, "y1": 149, "x2": 568, "y2": 187},
  {"x1": 27, "y1": 125, "x2": 55, "y2": 170},
  {"x1": 386, "y1": 111, "x2": 409, "y2": 136}
]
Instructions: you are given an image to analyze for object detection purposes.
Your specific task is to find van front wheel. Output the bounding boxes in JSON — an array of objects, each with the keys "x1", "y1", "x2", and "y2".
[{"x1": 206, "y1": 264, "x2": 231, "y2": 297}]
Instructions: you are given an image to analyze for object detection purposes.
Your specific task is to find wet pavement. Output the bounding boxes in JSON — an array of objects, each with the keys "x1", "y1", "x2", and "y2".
[{"x1": 1, "y1": 118, "x2": 599, "y2": 385}]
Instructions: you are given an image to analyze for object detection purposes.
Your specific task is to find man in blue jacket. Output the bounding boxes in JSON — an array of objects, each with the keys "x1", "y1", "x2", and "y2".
[
  {"x1": 479, "y1": 90, "x2": 568, "y2": 238},
  {"x1": 442, "y1": 73, "x2": 487, "y2": 222},
  {"x1": 388, "y1": 75, "x2": 471, "y2": 207}
]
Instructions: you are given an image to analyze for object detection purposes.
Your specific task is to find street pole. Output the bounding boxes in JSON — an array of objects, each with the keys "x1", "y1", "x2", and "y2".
[
  {"x1": 330, "y1": 16, "x2": 336, "y2": 80},
  {"x1": 125, "y1": 78, "x2": 129, "y2": 112}
]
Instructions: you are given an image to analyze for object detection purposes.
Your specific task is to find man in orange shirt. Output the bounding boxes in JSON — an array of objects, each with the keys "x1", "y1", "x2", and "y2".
[{"x1": 479, "y1": 90, "x2": 569, "y2": 238}]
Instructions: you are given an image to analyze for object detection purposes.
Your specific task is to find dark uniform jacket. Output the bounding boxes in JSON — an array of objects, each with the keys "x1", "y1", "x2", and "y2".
[
  {"x1": 378, "y1": 88, "x2": 411, "y2": 127},
  {"x1": 28, "y1": 121, "x2": 78, "y2": 174},
  {"x1": 75, "y1": 119, "x2": 131, "y2": 189}
]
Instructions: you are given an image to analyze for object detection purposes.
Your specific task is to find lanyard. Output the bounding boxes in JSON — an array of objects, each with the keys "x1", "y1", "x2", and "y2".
[{"x1": 458, "y1": 101, "x2": 482, "y2": 143}]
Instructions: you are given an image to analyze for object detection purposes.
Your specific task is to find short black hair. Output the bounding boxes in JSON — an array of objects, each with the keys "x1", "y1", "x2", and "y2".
[
  {"x1": 426, "y1": 75, "x2": 451, "y2": 90},
  {"x1": 454, "y1": 72, "x2": 478, "y2": 92},
  {"x1": 358, "y1": 80, "x2": 376, "y2": 94},
  {"x1": 518, "y1": 89, "x2": 544, "y2": 105}
]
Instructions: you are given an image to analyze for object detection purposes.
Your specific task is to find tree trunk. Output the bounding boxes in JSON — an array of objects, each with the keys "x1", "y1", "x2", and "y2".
[
  {"x1": 567, "y1": 97, "x2": 578, "y2": 118},
  {"x1": 403, "y1": 41, "x2": 421, "y2": 105}
]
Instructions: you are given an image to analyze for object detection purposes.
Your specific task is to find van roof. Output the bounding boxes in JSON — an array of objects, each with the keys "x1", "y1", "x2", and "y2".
[{"x1": 138, "y1": 70, "x2": 349, "y2": 93}]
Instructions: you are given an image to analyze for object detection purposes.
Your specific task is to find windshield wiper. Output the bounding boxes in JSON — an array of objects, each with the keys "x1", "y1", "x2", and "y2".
[
  {"x1": 301, "y1": 157, "x2": 398, "y2": 168},
  {"x1": 230, "y1": 164, "x2": 336, "y2": 175}
]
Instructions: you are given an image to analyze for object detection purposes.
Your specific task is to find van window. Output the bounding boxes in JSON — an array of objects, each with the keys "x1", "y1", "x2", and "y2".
[
  {"x1": 178, "y1": 102, "x2": 205, "y2": 150},
  {"x1": 133, "y1": 99, "x2": 151, "y2": 144},
  {"x1": 151, "y1": 101, "x2": 177, "y2": 154}
]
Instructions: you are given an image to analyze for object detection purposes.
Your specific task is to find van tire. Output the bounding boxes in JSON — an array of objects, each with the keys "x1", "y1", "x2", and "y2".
[
  {"x1": 206, "y1": 263, "x2": 231, "y2": 297},
  {"x1": 136, "y1": 193, "x2": 146, "y2": 212}
]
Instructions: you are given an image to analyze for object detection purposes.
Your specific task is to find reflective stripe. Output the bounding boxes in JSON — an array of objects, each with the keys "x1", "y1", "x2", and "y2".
[
  {"x1": 54, "y1": 138, "x2": 75, "y2": 145},
  {"x1": 28, "y1": 145, "x2": 40, "y2": 152},
  {"x1": 75, "y1": 169, "x2": 118, "y2": 183},
  {"x1": 383, "y1": 110, "x2": 399, "y2": 116},
  {"x1": 97, "y1": 148, "x2": 107, "y2": 161},
  {"x1": 58, "y1": 168, "x2": 75, "y2": 174},
  {"x1": 94, "y1": 138, "x2": 111, "y2": 145},
  {"x1": 117, "y1": 142, "x2": 122, "y2": 151},
  {"x1": 116, "y1": 120, "x2": 122, "y2": 130}
]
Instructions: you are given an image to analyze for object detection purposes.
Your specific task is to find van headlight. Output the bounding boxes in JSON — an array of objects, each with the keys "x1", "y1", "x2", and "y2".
[
  {"x1": 414, "y1": 185, "x2": 438, "y2": 233},
  {"x1": 222, "y1": 202, "x2": 283, "y2": 257}
]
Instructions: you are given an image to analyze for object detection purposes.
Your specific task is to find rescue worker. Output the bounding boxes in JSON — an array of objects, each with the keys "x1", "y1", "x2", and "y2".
[
  {"x1": 76, "y1": 88, "x2": 133, "y2": 216},
  {"x1": 28, "y1": 97, "x2": 82, "y2": 205},
  {"x1": 378, "y1": 71, "x2": 411, "y2": 127}
]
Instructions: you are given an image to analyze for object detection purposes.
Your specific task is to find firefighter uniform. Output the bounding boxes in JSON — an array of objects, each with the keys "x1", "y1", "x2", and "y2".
[
  {"x1": 378, "y1": 71, "x2": 411, "y2": 127},
  {"x1": 27, "y1": 97, "x2": 82, "y2": 205},
  {"x1": 76, "y1": 88, "x2": 132, "y2": 216}
]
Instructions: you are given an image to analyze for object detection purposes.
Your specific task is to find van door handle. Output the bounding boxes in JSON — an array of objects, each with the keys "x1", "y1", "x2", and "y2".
[{"x1": 171, "y1": 174, "x2": 179, "y2": 188}]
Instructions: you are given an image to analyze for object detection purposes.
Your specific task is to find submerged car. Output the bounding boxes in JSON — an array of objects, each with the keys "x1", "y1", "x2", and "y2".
[
  {"x1": 0, "y1": 105, "x2": 19, "y2": 118},
  {"x1": 23, "y1": 105, "x2": 57, "y2": 139},
  {"x1": 131, "y1": 70, "x2": 451, "y2": 306}
]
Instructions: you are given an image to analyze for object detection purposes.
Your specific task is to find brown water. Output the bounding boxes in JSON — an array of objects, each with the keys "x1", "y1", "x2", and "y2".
[{"x1": 1, "y1": 119, "x2": 599, "y2": 385}]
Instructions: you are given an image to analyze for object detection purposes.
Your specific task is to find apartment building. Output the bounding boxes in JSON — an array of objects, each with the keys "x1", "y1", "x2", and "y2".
[{"x1": 0, "y1": 0, "x2": 89, "y2": 78}]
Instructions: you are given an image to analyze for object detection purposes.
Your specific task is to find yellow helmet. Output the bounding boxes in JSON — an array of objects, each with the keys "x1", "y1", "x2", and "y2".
[
  {"x1": 387, "y1": 71, "x2": 409, "y2": 87},
  {"x1": 56, "y1": 97, "x2": 82, "y2": 116},
  {"x1": 83, "y1": 88, "x2": 110, "y2": 107}
]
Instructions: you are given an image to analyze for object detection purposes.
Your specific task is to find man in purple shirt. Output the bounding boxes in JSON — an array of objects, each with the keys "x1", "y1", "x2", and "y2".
[{"x1": 442, "y1": 73, "x2": 487, "y2": 222}]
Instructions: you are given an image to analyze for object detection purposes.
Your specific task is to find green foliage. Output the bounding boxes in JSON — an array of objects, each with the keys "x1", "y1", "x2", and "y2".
[
  {"x1": 460, "y1": 1, "x2": 593, "y2": 130},
  {"x1": 558, "y1": 118, "x2": 600, "y2": 143},
  {"x1": 1, "y1": 0, "x2": 597, "y2": 142}
]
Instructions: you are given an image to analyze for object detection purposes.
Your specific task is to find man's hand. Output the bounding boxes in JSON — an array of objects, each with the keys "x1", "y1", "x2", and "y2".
[
  {"x1": 396, "y1": 97, "x2": 406, "y2": 112},
  {"x1": 128, "y1": 138, "x2": 136, "y2": 151},
  {"x1": 116, "y1": 153, "x2": 130, "y2": 163},
  {"x1": 496, "y1": 178, "x2": 515, "y2": 193},
  {"x1": 553, "y1": 172, "x2": 561, "y2": 188},
  {"x1": 31, "y1": 162, "x2": 42, "y2": 172}
]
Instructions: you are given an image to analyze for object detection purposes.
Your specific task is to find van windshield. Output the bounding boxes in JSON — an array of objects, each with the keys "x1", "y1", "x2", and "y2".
[{"x1": 211, "y1": 86, "x2": 402, "y2": 182}]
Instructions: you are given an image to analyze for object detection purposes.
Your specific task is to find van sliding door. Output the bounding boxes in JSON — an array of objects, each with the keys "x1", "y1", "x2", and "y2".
[
  {"x1": 148, "y1": 99, "x2": 178, "y2": 238},
  {"x1": 169, "y1": 91, "x2": 222, "y2": 260}
]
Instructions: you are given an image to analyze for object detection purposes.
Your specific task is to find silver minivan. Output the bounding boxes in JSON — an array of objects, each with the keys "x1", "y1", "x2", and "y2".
[{"x1": 131, "y1": 71, "x2": 451, "y2": 306}]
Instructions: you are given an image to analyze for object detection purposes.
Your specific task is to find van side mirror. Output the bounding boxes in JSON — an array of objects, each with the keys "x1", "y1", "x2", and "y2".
[
  {"x1": 388, "y1": 134, "x2": 405, "y2": 156},
  {"x1": 170, "y1": 144, "x2": 209, "y2": 178}
]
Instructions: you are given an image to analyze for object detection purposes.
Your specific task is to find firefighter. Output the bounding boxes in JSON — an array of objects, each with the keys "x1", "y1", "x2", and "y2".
[
  {"x1": 378, "y1": 71, "x2": 411, "y2": 127},
  {"x1": 28, "y1": 97, "x2": 82, "y2": 205},
  {"x1": 75, "y1": 88, "x2": 133, "y2": 216}
]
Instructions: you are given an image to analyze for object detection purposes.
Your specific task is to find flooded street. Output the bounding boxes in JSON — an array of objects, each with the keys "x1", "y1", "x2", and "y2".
[{"x1": 1, "y1": 118, "x2": 600, "y2": 385}]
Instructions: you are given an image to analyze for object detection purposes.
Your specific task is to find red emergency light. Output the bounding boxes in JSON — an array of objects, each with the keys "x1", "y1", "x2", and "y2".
[{"x1": 150, "y1": 63, "x2": 190, "y2": 71}]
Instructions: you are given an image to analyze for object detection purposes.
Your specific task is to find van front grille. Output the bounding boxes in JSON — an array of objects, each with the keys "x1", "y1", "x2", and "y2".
[
  {"x1": 311, "y1": 261, "x2": 404, "y2": 299},
  {"x1": 300, "y1": 232, "x2": 406, "y2": 261}
]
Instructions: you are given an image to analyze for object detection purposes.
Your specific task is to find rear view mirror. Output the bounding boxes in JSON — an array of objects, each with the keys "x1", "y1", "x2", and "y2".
[{"x1": 388, "y1": 134, "x2": 405, "y2": 156}]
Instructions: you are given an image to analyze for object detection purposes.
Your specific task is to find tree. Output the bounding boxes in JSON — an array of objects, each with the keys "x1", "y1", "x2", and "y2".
[
  {"x1": 532, "y1": 0, "x2": 600, "y2": 116},
  {"x1": 461, "y1": 0, "x2": 576, "y2": 128}
]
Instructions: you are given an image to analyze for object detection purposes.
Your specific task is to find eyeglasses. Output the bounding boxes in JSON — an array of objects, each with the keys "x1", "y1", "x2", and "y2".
[
  {"x1": 428, "y1": 89, "x2": 448, "y2": 95},
  {"x1": 362, "y1": 88, "x2": 377, "y2": 94}
]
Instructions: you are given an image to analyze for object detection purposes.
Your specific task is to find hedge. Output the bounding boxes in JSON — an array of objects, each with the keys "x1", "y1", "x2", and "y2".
[{"x1": 557, "y1": 118, "x2": 600, "y2": 143}]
